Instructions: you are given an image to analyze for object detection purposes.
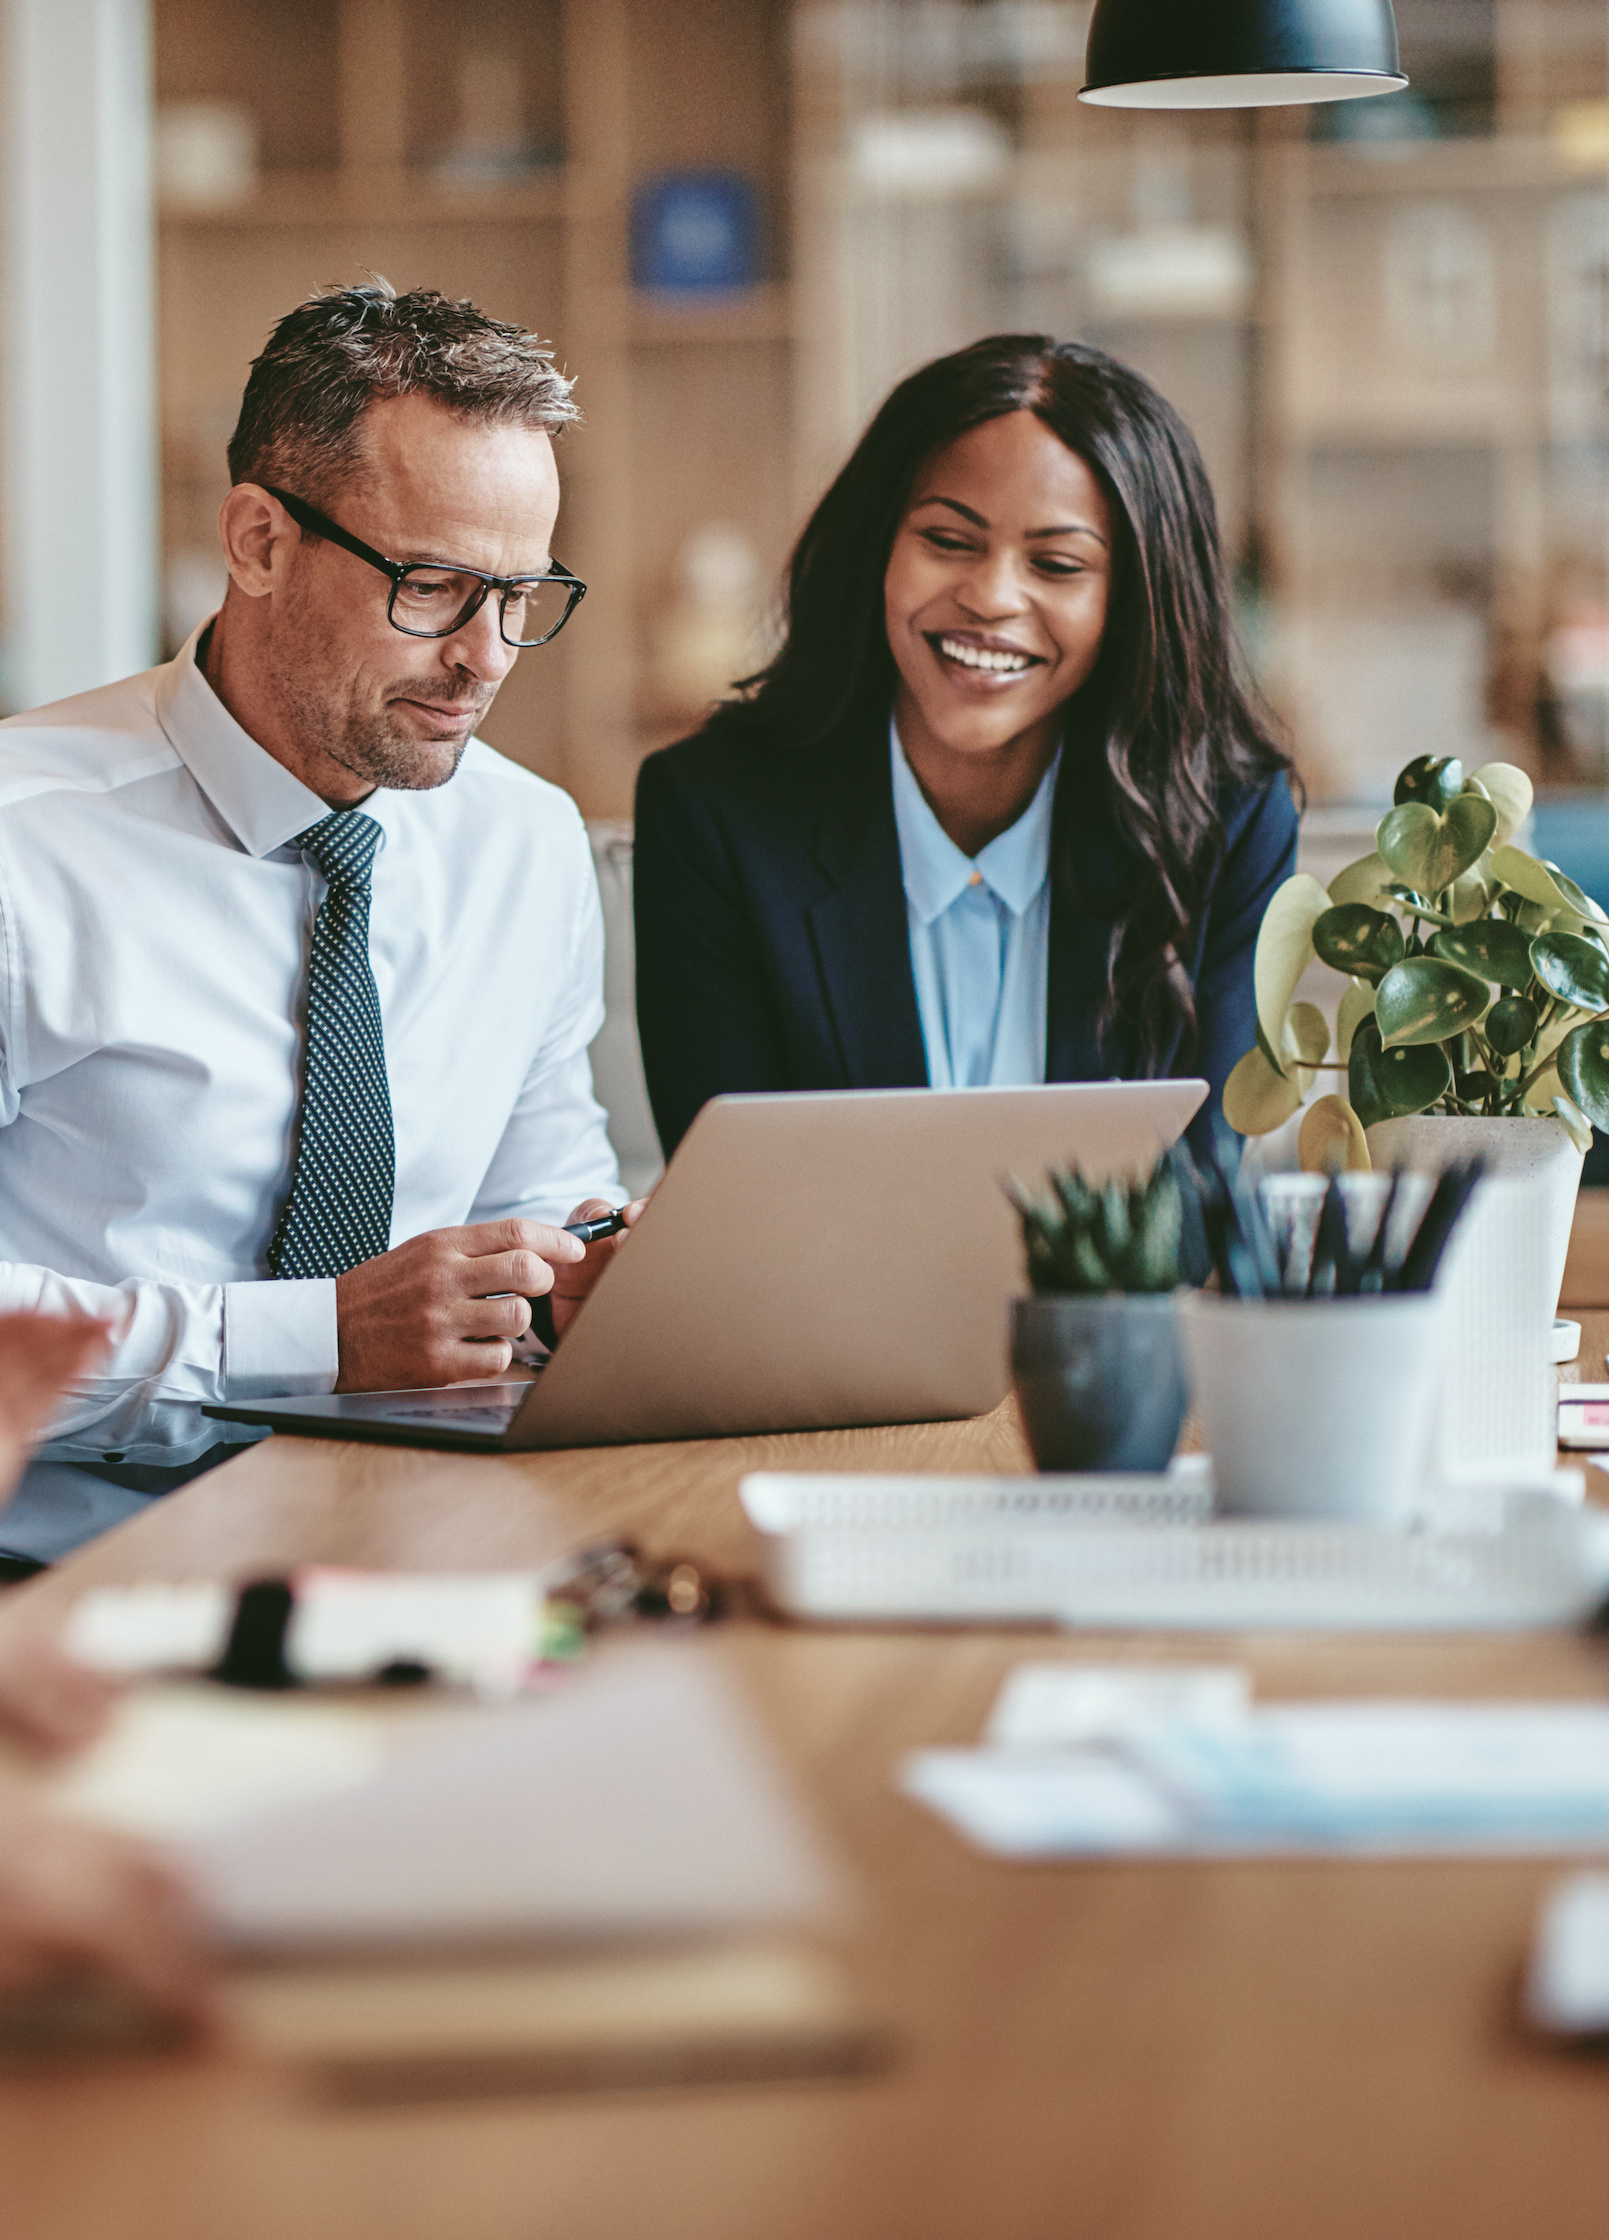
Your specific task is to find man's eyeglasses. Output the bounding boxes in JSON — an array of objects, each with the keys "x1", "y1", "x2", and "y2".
[{"x1": 261, "y1": 485, "x2": 587, "y2": 649}]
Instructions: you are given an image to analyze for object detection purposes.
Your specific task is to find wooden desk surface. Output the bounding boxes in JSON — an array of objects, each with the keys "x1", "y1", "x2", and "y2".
[{"x1": 5, "y1": 1333, "x2": 1609, "y2": 2240}]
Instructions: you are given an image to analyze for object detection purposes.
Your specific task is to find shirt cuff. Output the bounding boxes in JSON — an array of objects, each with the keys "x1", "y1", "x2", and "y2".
[{"x1": 223, "y1": 1279, "x2": 340, "y2": 1398}]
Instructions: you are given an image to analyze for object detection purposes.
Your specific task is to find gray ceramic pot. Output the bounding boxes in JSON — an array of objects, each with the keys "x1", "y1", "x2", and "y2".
[{"x1": 1010, "y1": 1293, "x2": 1187, "y2": 1472}]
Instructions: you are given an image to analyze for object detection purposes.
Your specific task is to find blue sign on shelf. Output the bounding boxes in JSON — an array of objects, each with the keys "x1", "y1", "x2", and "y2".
[{"x1": 631, "y1": 170, "x2": 762, "y2": 294}]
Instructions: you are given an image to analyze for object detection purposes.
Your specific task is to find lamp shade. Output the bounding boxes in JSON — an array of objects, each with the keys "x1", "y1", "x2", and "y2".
[{"x1": 1081, "y1": 0, "x2": 1407, "y2": 108}]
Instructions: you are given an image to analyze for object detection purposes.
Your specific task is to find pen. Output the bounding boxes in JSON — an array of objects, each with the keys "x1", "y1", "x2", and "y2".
[{"x1": 563, "y1": 1209, "x2": 628, "y2": 1244}]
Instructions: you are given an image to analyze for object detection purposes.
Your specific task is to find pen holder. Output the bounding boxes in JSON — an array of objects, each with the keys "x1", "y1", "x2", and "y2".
[{"x1": 1181, "y1": 1291, "x2": 1446, "y2": 1523}]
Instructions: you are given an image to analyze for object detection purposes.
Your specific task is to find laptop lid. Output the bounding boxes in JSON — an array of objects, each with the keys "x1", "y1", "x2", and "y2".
[{"x1": 508, "y1": 1079, "x2": 1204, "y2": 1449}]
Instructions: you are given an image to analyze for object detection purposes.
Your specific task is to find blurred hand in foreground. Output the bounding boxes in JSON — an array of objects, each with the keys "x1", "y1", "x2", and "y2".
[
  {"x1": 0, "y1": 1783, "x2": 213, "y2": 2019},
  {"x1": 0, "y1": 1309, "x2": 214, "y2": 2024},
  {"x1": 0, "y1": 1309, "x2": 114, "y2": 1497}
]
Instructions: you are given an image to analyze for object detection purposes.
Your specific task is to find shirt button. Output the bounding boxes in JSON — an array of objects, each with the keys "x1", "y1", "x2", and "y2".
[{"x1": 968, "y1": 870, "x2": 982, "y2": 886}]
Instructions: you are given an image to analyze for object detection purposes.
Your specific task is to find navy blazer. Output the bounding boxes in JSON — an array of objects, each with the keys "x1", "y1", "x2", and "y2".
[{"x1": 632, "y1": 710, "x2": 1298, "y2": 1158}]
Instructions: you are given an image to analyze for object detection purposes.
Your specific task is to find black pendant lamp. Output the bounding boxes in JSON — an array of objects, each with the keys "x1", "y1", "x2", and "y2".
[{"x1": 1081, "y1": 0, "x2": 1407, "y2": 108}]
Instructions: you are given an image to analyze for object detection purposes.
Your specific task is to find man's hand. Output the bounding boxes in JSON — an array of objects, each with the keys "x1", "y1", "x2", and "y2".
[
  {"x1": 549, "y1": 1198, "x2": 647, "y2": 1340},
  {"x1": 333, "y1": 1220, "x2": 592, "y2": 1392}
]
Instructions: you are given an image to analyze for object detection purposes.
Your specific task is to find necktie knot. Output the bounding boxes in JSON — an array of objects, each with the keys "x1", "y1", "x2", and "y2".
[{"x1": 293, "y1": 811, "x2": 382, "y2": 893}]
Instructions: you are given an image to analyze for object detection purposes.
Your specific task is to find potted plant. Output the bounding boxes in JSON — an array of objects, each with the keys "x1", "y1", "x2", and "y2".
[
  {"x1": 1224, "y1": 751, "x2": 1603, "y2": 1322},
  {"x1": 1005, "y1": 1152, "x2": 1191, "y2": 1471}
]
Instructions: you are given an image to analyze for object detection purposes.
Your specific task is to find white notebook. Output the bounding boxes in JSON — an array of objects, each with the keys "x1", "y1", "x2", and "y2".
[{"x1": 51, "y1": 1642, "x2": 846, "y2": 1956}]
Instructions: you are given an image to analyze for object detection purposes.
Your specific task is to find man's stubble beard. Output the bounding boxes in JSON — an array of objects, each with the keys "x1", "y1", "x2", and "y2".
[{"x1": 268, "y1": 605, "x2": 493, "y2": 794}]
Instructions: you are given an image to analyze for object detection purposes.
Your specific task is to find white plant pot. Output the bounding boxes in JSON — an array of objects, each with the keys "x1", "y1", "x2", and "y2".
[
  {"x1": 1363, "y1": 1114, "x2": 1583, "y2": 1487},
  {"x1": 1181, "y1": 1292, "x2": 1446, "y2": 1524},
  {"x1": 1364, "y1": 1114, "x2": 1583, "y2": 1322}
]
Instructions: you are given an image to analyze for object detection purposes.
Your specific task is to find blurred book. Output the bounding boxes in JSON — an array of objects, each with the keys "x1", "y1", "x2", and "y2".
[{"x1": 28, "y1": 1643, "x2": 876, "y2": 2098}]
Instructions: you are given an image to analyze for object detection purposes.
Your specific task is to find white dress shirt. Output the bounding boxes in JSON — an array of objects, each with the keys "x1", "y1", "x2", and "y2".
[
  {"x1": 889, "y1": 723, "x2": 1060, "y2": 1089},
  {"x1": 0, "y1": 623, "x2": 619, "y2": 1548}
]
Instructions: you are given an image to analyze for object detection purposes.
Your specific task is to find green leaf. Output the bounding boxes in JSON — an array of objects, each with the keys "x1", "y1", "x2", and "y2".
[
  {"x1": 1336, "y1": 978, "x2": 1376, "y2": 1064},
  {"x1": 1542, "y1": 863, "x2": 1609, "y2": 926},
  {"x1": 1382, "y1": 884, "x2": 1455, "y2": 928},
  {"x1": 1448, "y1": 867, "x2": 1492, "y2": 924},
  {"x1": 1225, "y1": 1005, "x2": 1327, "y2": 1134},
  {"x1": 1374, "y1": 956, "x2": 1490, "y2": 1048},
  {"x1": 1393, "y1": 755, "x2": 1464, "y2": 811},
  {"x1": 1558, "y1": 1019, "x2": 1609, "y2": 1132},
  {"x1": 1312, "y1": 904, "x2": 1404, "y2": 984},
  {"x1": 1100, "y1": 1179, "x2": 1132, "y2": 1263},
  {"x1": 1377, "y1": 793, "x2": 1497, "y2": 895},
  {"x1": 1223, "y1": 1043, "x2": 1302, "y2": 1134},
  {"x1": 1297, "y1": 1094, "x2": 1370, "y2": 1175},
  {"x1": 1455, "y1": 1068, "x2": 1497, "y2": 1104},
  {"x1": 1429, "y1": 919, "x2": 1535, "y2": 988},
  {"x1": 1252, "y1": 872, "x2": 1331, "y2": 1074},
  {"x1": 1488, "y1": 845, "x2": 1576, "y2": 914},
  {"x1": 1529, "y1": 930, "x2": 1609, "y2": 1013},
  {"x1": 1554, "y1": 1093, "x2": 1594, "y2": 1155},
  {"x1": 1348, "y1": 1018, "x2": 1451, "y2": 1128},
  {"x1": 1468, "y1": 762, "x2": 1532, "y2": 848},
  {"x1": 1483, "y1": 993, "x2": 1538, "y2": 1057},
  {"x1": 1283, "y1": 1002, "x2": 1331, "y2": 1072},
  {"x1": 1326, "y1": 852, "x2": 1395, "y2": 910}
]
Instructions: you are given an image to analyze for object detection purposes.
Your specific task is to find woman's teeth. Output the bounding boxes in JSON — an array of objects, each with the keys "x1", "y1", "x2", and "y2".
[{"x1": 938, "y1": 636, "x2": 1033, "y2": 674}]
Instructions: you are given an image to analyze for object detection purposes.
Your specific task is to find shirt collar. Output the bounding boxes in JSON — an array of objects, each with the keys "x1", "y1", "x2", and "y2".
[
  {"x1": 153, "y1": 620, "x2": 395, "y2": 859},
  {"x1": 890, "y1": 719, "x2": 1060, "y2": 926}
]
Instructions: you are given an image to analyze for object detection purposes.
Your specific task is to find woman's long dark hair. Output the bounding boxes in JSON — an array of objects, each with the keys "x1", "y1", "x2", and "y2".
[{"x1": 707, "y1": 335, "x2": 1292, "y2": 1070}]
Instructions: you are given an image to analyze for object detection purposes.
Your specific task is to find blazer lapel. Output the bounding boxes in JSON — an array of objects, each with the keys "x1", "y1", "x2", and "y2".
[
  {"x1": 1046, "y1": 883, "x2": 1113, "y2": 1082},
  {"x1": 1046, "y1": 730, "x2": 1146, "y2": 1084},
  {"x1": 805, "y1": 724, "x2": 929, "y2": 1088}
]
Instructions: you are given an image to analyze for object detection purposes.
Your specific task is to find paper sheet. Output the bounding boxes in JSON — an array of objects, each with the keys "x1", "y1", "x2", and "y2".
[
  {"x1": 1528, "y1": 1874, "x2": 1609, "y2": 2032},
  {"x1": 905, "y1": 1669, "x2": 1609, "y2": 1860}
]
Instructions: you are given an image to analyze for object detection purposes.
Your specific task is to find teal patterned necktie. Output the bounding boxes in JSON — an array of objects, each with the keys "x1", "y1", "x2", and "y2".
[{"x1": 268, "y1": 811, "x2": 395, "y2": 1279}]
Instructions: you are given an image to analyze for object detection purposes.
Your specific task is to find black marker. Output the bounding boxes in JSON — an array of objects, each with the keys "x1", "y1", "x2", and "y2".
[{"x1": 563, "y1": 1209, "x2": 629, "y2": 1244}]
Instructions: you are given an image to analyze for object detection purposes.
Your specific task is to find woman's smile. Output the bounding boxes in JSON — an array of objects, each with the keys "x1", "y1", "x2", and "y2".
[{"x1": 926, "y1": 628, "x2": 1046, "y2": 681}]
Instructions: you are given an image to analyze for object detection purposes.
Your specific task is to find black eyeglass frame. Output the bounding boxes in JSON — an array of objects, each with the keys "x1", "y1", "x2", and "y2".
[{"x1": 260, "y1": 484, "x2": 588, "y2": 648}]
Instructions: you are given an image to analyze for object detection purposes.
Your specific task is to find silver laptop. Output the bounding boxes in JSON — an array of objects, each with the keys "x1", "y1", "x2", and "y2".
[{"x1": 206, "y1": 1079, "x2": 1206, "y2": 1454}]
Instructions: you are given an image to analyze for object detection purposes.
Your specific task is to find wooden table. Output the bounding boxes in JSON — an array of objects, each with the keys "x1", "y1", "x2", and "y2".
[{"x1": 5, "y1": 1324, "x2": 1609, "y2": 2240}]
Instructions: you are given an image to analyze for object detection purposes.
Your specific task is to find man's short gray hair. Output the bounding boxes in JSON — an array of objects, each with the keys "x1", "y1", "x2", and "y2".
[{"x1": 226, "y1": 278, "x2": 578, "y2": 502}]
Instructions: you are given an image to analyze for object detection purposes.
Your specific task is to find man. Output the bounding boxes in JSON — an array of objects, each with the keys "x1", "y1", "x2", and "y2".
[{"x1": 0, "y1": 281, "x2": 636, "y2": 1566}]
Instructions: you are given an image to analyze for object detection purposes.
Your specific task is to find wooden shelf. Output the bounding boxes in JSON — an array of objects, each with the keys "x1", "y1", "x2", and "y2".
[
  {"x1": 158, "y1": 169, "x2": 569, "y2": 231},
  {"x1": 1301, "y1": 132, "x2": 1606, "y2": 197},
  {"x1": 154, "y1": 0, "x2": 799, "y2": 820},
  {"x1": 629, "y1": 284, "x2": 794, "y2": 346}
]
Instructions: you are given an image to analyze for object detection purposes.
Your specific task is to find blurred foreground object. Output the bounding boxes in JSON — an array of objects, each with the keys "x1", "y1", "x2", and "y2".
[
  {"x1": 0, "y1": 1310, "x2": 115, "y2": 1499},
  {"x1": 0, "y1": 1309, "x2": 212, "y2": 2038},
  {"x1": 1528, "y1": 1873, "x2": 1609, "y2": 2037},
  {"x1": 33, "y1": 1642, "x2": 872, "y2": 2102},
  {"x1": 0, "y1": 1788, "x2": 210, "y2": 2036}
]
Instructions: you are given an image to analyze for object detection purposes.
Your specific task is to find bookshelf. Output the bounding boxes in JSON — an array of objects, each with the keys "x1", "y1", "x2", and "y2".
[{"x1": 154, "y1": 0, "x2": 796, "y2": 817}]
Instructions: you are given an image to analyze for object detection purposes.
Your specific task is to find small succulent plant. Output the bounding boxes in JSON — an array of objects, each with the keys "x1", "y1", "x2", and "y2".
[
  {"x1": 1006, "y1": 1151, "x2": 1185, "y2": 1295},
  {"x1": 1225, "y1": 751, "x2": 1609, "y2": 1169}
]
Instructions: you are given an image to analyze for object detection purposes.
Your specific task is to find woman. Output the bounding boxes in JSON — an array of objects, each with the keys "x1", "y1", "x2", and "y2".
[{"x1": 632, "y1": 336, "x2": 1297, "y2": 1157}]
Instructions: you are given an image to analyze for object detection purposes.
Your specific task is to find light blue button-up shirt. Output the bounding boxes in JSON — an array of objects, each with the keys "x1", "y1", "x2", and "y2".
[{"x1": 889, "y1": 723, "x2": 1060, "y2": 1089}]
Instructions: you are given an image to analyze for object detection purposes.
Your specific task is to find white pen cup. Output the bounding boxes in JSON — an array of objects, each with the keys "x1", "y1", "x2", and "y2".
[{"x1": 1181, "y1": 1290, "x2": 1447, "y2": 1524}]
